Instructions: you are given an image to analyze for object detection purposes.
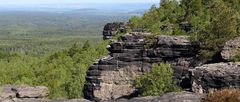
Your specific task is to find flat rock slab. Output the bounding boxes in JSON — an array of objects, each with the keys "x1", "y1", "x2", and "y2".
[
  {"x1": 0, "y1": 85, "x2": 17, "y2": 99},
  {"x1": 13, "y1": 85, "x2": 48, "y2": 98},
  {"x1": 109, "y1": 92, "x2": 203, "y2": 102},
  {"x1": 157, "y1": 35, "x2": 192, "y2": 46},
  {"x1": 12, "y1": 98, "x2": 49, "y2": 102},
  {"x1": 190, "y1": 62, "x2": 240, "y2": 93},
  {"x1": 51, "y1": 99, "x2": 91, "y2": 102},
  {"x1": 0, "y1": 85, "x2": 48, "y2": 102}
]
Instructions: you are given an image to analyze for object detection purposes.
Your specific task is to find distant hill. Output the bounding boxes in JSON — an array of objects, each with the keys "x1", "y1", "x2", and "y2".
[{"x1": 127, "y1": 9, "x2": 148, "y2": 15}]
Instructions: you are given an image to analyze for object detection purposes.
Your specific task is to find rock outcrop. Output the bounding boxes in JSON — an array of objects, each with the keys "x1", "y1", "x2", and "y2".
[
  {"x1": 0, "y1": 85, "x2": 90, "y2": 102},
  {"x1": 0, "y1": 85, "x2": 49, "y2": 102},
  {"x1": 84, "y1": 33, "x2": 200, "y2": 101},
  {"x1": 190, "y1": 62, "x2": 240, "y2": 93},
  {"x1": 221, "y1": 37, "x2": 240, "y2": 61},
  {"x1": 51, "y1": 99, "x2": 91, "y2": 102},
  {"x1": 109, "y1": 92, "x2": 203, "y2": 102},
  {"x1": 103, "y1": 22, "x2": 127, "y2": 40}
]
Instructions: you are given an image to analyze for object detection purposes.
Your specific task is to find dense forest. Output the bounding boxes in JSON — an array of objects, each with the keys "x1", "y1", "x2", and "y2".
[
  {"x1": 0, "y1": 0, "x2": 240, "y2": 100},
  {"x1": 0, "y1": 40, "x2": 109, "y2": 98},
  {"x1": 130, "y1": 0, "x2": 240, "y2": 62},
  {"x1": 0, "y1": 10, "x2": 131, "y2": 55},
  {"x1": 0, "y1": 9, "x2": 134, "y2": 98}
]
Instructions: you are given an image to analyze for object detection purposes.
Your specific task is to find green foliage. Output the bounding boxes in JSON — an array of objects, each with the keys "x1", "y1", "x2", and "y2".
[
  {"x1": 130, "y1": 0, "x2": 240, "y2": 61},
  {"x1": 112, "y1": 30, "x2": 126, "y2": 40},
  {"x1": 144, "y1": 34, "x2": 158, "y2": 49},
  {"x1": 0, "y1": 41, "x2": 109, "y2": 99},
  {"x1": 135, "y1": 63, "x2": 181, "y2": 96},
  {"x1": 197, "y1": 0, "x2": 239, "y2": 60},
  {"x1": 129, "y1": 0, "x2": 185, "y2": 35},
  {"x1": 230, "y1": 49, "x2": 240, "y2": 62},
  {"x1": 0, "y1": 10, "x2": 131, "y2": 55}
]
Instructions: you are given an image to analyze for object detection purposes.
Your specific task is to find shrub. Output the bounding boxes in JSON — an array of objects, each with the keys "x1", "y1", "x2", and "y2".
[
  {"x1": 203, "y1": 89, "x2": 240, "y2": 102},
  {"x1": 135, "y1": 63, "x2": 181, "y2": 96}
]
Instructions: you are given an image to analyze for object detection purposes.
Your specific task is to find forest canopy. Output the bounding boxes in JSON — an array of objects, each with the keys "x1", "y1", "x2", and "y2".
[
  {"x1": 0, "y1": 0, "x2": 239, "y2": 99},
  {"x1": 130, "y1": 0, "x2": 240, "y2": 61}
]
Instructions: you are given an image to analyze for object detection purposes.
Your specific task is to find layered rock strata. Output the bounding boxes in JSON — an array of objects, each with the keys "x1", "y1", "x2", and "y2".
[
  {"x1": 84, "y1": 33, "x2": 200, "y2": 101},
  {"x1": 103, "y1": 22, "x2": 127, "y2": 40},
  {"x1": 109, "y1": 92, "x2": 203, "y2": 102},
  {"x1": 0, "y1": 85, "x2": 90, "y2": 102},
  {"x1": 0, "y1": 85, "x2": 48, "y2": 102},
  {"x1": 221, "y1": 37, "x2": 240, "y2": 61}
]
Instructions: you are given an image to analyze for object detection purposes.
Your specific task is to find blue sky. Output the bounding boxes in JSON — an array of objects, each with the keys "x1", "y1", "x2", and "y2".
[{"x1": 1, "y1": 0, "x2": 159, "y2": 5}]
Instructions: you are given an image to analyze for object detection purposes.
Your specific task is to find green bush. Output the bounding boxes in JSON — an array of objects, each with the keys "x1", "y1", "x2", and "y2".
[
  {"x1": 135, "y1": 63, "x2": 181, "y2": 96},
  {"x1": 130, "y1": 0, "x2": 240, "y2": 61}
]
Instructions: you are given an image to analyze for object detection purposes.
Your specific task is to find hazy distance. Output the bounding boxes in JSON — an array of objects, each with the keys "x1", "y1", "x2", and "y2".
[{"x1": 0, "y1": 0, "x2": 159, "y2": 12}]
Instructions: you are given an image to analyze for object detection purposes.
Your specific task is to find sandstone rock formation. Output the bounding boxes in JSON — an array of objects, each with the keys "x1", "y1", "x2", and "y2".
[
  {"x1": 0, "y1": 85, "x2": 48, "y2": 102},
  {"x1": 190, "y1": 62, "x2": 240, "y2": 93},
  {"x1": 221, "y1": 37, "x2": 240, "y2": 61},
  {"x1": 51, "y1": 99, "x2": 91, "y2": 102},
  {"x1": 0, "y1": 85, "x2": 90, "y2": 102},
  {"x1": 109, "y1": 92, "x2": 203, "y2": 102},
  {"x1": 84, "y1": 33, "x2": 200, "y2": 101},
  {"x1": 103, "y1": 22, "x2": 127, "y2": 40}
]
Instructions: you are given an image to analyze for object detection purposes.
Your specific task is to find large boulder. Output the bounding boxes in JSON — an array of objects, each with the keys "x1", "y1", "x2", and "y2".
[
  {"x1": 190, "y1": 62, "x2": 240, "y2": 93},
  {"x1": 11, "y1": 98, "x2": 49, "y2": 102},
  {"x1": 221, "y1": 37, "x2": 240, "y2": 61},
  {"x1": 51, "y1": 99, "x2": 91, "y2": 102},
  {"x1": 0, "y1": 85, "x2": 90, "y2": 102},
  {"x1": 103, "y1": 22, "x2": 127, "y2": 40},
  {"x1": 0, "y1": 85, "x2": 49, "y2": 102},
  {"x1": 84, "y1": 33, "x2": 200, "y2": 101},
  {"x1": 14, "y1": 85, "x2": 48, "y2": 98},
  {"x1": 109, "y1": 92, "x2": 203, "y2": 102}
]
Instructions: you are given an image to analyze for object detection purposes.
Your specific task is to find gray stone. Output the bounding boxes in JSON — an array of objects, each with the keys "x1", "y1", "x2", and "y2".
[
  {"x1": 84, "y1": 33, "x2": 200, "y2": 101},
  {"x1": 13, "y1": 85, "x2": 48, "y2": 98},
  {"x1": 221, "y1": 37, "x2": 240, "y2": 61},
  {"x1": 0, "y1": 85, "x2": 49, "y2": 102},
  {"x1": 12, "y1": 98, "x2": 49, "y2": 102},
  {"x1": 157, "y1": 35, "x2": 192, "y2": 46},
  {"x1": 0, "y1": 85, "x2": 17, "y2": 99},
  {"x1": 50, "y1": 99, "x2": 91, "y2": 102},
  {"x1": 103, "y1": 22, "x2": 127, "y2": 40},
  {"x1": 109, "y1": 92, "x2": 203, "y2": 102},
  {"x1": 190, "y1": 62, "x2": 240, "y2": 93}
]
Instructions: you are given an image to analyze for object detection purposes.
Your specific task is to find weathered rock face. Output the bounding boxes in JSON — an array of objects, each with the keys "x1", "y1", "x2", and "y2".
[
  {"x1": 190, "y1": 62, "x2": 240, "y2": 93},
  {"x1": 221, "y1": 37, "x2": 240, "y2": 61},
  {"x1": 108, "y1": 92, "x2": 203, "y2": 102},
  {"x1": 0, "y1": 85, "x2": 49, "y2": 102},
  {"x1": 0, "y1": 85, "x2": 91, "y2": 102},
  {"x1": 51, "y1": 99, "x2": 91, "y2": 102},
  {"x1": 84, "y1": 33, "x2": 200, "y2": 101},
  {"x1": 103, "y1": 22, "x2": 127, "y2": 40}
]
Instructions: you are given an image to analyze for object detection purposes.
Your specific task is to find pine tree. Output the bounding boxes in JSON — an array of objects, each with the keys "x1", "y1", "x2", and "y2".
[
  {"x1": 199, "y1": 0, "x2": 239, "y2": 60},
  {"x1": 82, "y1": 40, "x2": 91, "y2": 50},
  {"x1": 181, "y1": 0, "x2": 203, "y2": 21}
]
